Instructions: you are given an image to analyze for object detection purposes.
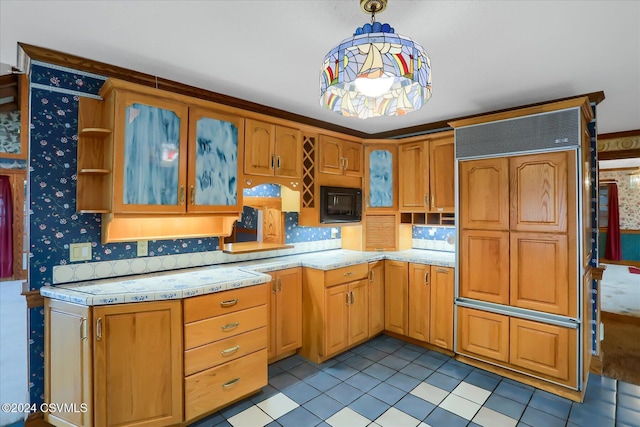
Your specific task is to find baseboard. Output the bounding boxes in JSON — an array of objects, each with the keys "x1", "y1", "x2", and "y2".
[
  {"x1": 590, "y1": 354, "x2": 603, "y2": 375},
  {"x1": 25, "y1": 412, "x2": 52, "y2": 427}
]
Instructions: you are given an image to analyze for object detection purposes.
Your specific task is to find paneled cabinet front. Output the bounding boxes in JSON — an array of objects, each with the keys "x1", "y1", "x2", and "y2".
[
  {"x1": 244, "y1": 118, "x2": 302, "y2": 179},
  {"x1": 267, "y1": 267, "x2": 303, "y2": 360},
  {"x1": 318, "y1": 135, "x2": 363, "y2": 177},
  {"x1": 90, "y1": 87, "x2": 244, "y2": 214},
  {"x1": 44, "y1": 299, "x2": 183, "y2": 427}
]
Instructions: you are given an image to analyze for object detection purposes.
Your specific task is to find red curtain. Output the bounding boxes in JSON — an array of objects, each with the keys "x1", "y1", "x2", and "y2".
[
  {"x1": 0, "y1": 175, "x2": 13, "y2": 278},
  {"x1": 605, "y1": 182, "x2": 622, "y2": 260}
]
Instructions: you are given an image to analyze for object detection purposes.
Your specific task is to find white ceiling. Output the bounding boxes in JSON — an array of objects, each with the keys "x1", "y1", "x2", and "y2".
[{"x1": 1, "y1": 1, "x2": 639, "y2": 136}]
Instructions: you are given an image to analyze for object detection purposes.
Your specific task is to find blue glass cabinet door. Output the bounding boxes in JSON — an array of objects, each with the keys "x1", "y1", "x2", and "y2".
[
  {"x1": 113, "y1": 92, "x2": 188, "y2": 214},
  {"x1": 187, "y1": 108, "x2": 243, "y2": 213},
  {"x1": 365, "y1": 145, "x2": 397, "y2": 210}
]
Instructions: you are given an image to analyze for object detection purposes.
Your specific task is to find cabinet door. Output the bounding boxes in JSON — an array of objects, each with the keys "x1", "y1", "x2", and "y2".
[
  {"x1": 276, "y1": 267, "x2": 303, "y2": 355},
  {"x1": 113, "y1": 91, "x2": 188, "y2": 214},
  {"x1": 460, "y1": 229, "x2": 510, "y2": 305},
  {"x1": 364, "y1": 213, "x2": 397, "y2": 251},
  {"x1": 457, "y1": 307, "x2": 509, "y2": 363},
  {"x1": 324, "y1": 284, "x2": 350, "y2": 357},
  {"x1": 318, "y1": 135, "x2": 343, "y2": 175},
  {"x1": 408, "y1": 263, "x2": 430, "y2": 342},
  {"x1": 429, "y1": 133, "x2": 455, "y2": 213},
  {"x1": 510, "y1": 318, "x2": 576, "y2": 385},
  {"x1": 510, "y1": 232, "x2": 572, "y2": 316},
  {"x1": 398, "y1": 141, "x2": 428, "y2": 211},
  {"x1": 262, "y1": 207, "x2": 283, "y2": 244},
  {"x1": 384, "y1": 260, "x2": 408, "y2": 335},
  {"x1": 430, "y1": 266, "x2": 454, "y2": 350},
  {"x1": 365, "y1": 145, "x2": 397, "y2": 210},
  {"x1": 187, "y1": 107, "x2": 243, "y2": 213},
  {"x1": 343, "y1": 141, "x2": 363, "y2": 177},
  {"x1": 510, "y1": 151, "x2": 571, "y2": 233},
  {"x1": 44, "y1": 300, "x2": 93, "y2": 427},
  {"x1": 94, "y1": 301, "x2": 183, "y2": 427},
  {"x1": 274, "y1": 125, "x2": 302, "y2": 178},
  {"x1": 348, "y1": 279, "x2": 369, "y2": 345},
  {"x1": 368, "y1": 261, "x2": 385, "y2": 337},
  {"x1": 244, "y1": 118, "x2": 275, "y2": 176},
  {"x1": 267, "y1": 274, "x2": 277, "y2": 360},
  {"x1": 459, "y1": 158, "x2": 509, "y2": 230}
]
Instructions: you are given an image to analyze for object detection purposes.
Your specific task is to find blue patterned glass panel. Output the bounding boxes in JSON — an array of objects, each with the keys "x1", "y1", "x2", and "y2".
[
  {"x1": 195, "y1": 117, "x2": 238, "y2": 205},
  {"x1": 124, "y1": 103, "x2": 181, "y2": 205},
  {"x1": 369, "y1": 149, "x2": 393, "y2": 207}
]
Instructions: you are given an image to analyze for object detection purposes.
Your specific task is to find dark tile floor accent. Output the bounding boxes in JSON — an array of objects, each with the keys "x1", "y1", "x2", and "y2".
[{"x1": 188, "y1": 335, "x2": 640, "y2": 427}]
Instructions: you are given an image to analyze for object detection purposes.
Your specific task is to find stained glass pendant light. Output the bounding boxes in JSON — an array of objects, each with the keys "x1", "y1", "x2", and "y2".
[{"x1": 320, "y1": 0, "x2": 432, "y2": 119}]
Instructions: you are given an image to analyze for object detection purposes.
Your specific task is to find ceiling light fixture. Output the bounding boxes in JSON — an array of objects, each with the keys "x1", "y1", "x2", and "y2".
[{"x1": 320, "y1": 0, "x2": 432, "y2": 119}]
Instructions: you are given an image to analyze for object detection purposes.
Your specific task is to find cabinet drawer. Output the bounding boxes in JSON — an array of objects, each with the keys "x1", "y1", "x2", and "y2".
[
  {"x1": 185, "y1": 305, "x2": 267, "y2": 350},
  {"x1": 510, "y1": 318, "x2": 576, "y2": 385},
  {"x1": 457, "y1": 307, "x2": 509, "y2": 363},
  {"x1": 184, "y1": 349, "x2": 267, "y2": 421},
  {"x1": 324, "y1": 263, "x2": 368, "y2": 287},
  {"x1": 184, "y1": 284, "x2": 268, "y2": 323},
  {"x1": 185, "y1": 327, "x2": 267, "y2": 376}
]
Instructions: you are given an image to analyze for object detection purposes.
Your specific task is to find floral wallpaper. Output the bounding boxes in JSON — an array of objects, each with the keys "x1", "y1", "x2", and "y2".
[{"x1": 599, "y1": 170, "x2": 640, "y2": 230}]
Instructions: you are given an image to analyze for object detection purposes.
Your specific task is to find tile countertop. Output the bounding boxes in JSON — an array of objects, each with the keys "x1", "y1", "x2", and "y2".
[{"x1": 40, "y1": 249, "x2": 455, "y2": 306}]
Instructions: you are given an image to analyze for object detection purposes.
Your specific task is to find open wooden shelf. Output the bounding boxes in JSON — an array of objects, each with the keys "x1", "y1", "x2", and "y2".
[
  {"x1": 221, "y1": 242, "x2": 293, "y2": 254},
  {"x1": 400, "y1": 211, "x2": 455, "y2": 226},
  {"x1": 79, "y1": 127, "x2": 112, "y2": 138},
  {"x1": 79, "y1": 168, "x2": 111, "y2": 174}
]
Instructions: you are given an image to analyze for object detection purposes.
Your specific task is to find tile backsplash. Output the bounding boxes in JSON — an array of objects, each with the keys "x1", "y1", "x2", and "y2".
[{"x1": 412, "y1": 225, "x2": 455, "y2": 252}]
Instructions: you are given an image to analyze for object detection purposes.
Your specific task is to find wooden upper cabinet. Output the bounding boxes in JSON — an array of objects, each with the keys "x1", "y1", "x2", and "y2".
[
  {"x1": 459, "y1": 157, "x2": 510, "y2": 230},
  {"x1": 510, "y1": 151, "x2": 572, "y2": 233},
  {"x1": 429, "y1": 266, "x2": 454, "y2": 350},
  {"x1": 510, "y1": 232, "x2": 573, "y2": 317},
  {"x1": 187, "y1": 107, "x2": 244, "y2": 213},
  {"x1": 318, "y1": 135, "x2": 363, "y2": 177},
  {"x1": 365, "y1": 144, "x2": 398, "y2": 211},
  {"x1": 343, "y1": 140, "x2": 363, "y2": 177},
  {"x1": 460, "y1": 229, "x2": 510, "y2": 305},
  {"x1": 399, "y1": 141, "x2": 428, "y2": 211},
  {"x1": 112, "y1": 91, "x2": 189, "y2": 214},
  {"x1": 408, "y1": 263, "x2": 430, "y2": 342},
  {"x1": 458, "y1": 306, "x2": 509, "y2": 363},
  {"x1": 244, "y1": 119, "x2": 302, "y2": 179},
  {"x1": 429, "y1": 132, "x2": 455, "y2": 213}
]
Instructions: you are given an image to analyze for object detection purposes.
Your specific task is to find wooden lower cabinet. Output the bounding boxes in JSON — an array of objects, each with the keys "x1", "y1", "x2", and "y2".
[
  {"x1": 267, "y1": 267, "x2": 303, "y2": 360},
  {"x1": 457, "y1": 307, "x2": 510, "y2": 363},
  {"x1": 45, "y1": 299, "x2": 183, "y2": 427},
  {"x1": 384, "y1": 260, "x2": 409, "y2": 335},
  {"x1": 429, "y1": 266, "x2": 455, "y2": 350},
  {"x1": 301, "y1": 265, "x2": 369, "y2": 362},
  {"x1": 183, "y1": 284, "x2": 268, "y2": 422},
  {"x1": 368, "y1": 260, "x2": 385, "y2": 337},
  {"x1": 457, "y1": 306, "x2": 577, "y2": 387},
  {"x1": 408, "y1": 263, "x2": 430, "y2": 342},
  {"x1": 385, "y1": 261, "x2": 454, "y2": 350}
]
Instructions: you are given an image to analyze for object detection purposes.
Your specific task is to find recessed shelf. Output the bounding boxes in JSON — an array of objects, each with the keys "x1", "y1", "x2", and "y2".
[
  {"x1": 78, "y1": 209, "x2": 110, "y2": 214},
  {"x1": 80, "y1": 127, "x2": 112, "y2": 138}
]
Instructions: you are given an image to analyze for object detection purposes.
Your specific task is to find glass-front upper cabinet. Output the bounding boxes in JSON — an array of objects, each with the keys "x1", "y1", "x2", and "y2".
[
  {"x1": 113, "y1": 91, "x2": 188, "y2": 214},
  {"x1": 364, "y1": 145, "x2": 397, "y2": 211},
  {"x1": 187, "y1": 107, "x2": 243, "y2": 213}
]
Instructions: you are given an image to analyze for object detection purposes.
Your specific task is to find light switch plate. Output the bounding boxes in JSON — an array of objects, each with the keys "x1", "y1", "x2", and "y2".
[
  {"x1": 137, "y1": 240, "x2": 148, "y2": 257},
  {"x1": 69, "y1": 242, "x2": 92, "y2": 262}
]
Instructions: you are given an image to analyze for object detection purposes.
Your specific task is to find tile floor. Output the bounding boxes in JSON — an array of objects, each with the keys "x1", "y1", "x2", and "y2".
[{"x1": 188, "y1": 335, "x2": 640, "y2": 427}]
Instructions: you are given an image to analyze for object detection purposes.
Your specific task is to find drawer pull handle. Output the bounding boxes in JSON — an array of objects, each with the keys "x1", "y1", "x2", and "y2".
[
  {"x1": 220, "y1": 299, "x2": 238, "y2": 307},
  {"x1": 222, "y1": 378, "x2": 240, "y2": 388},
  {"x1": 435, "y1": 268, "x2": 449, "y2": 274},
  {"x1": 221, "y1": 322, "x2": 240, "y2": 331},
  {"x1": 221, "y1": 345, "x2": 240, "y2": 356},
  {"x1": 343, "y1": 272, "x2": 354, "y2": 277}
]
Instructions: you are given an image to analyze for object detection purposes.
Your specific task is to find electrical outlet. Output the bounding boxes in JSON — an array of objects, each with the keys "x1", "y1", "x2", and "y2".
[
  {"x1": 69, "y1": 242, "x2": 92, "y2": 262},
  {"x1": 137, "y1": 240, "x2": 148, "y2": 257},
  {"x1": 331, "y1": 228, "x2": 339, "y2": 239}
]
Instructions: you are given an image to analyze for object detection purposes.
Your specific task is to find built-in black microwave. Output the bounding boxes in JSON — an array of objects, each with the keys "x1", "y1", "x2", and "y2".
[{"x1": 319, "y1": 186, "x2": 362, "y2": 224}]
